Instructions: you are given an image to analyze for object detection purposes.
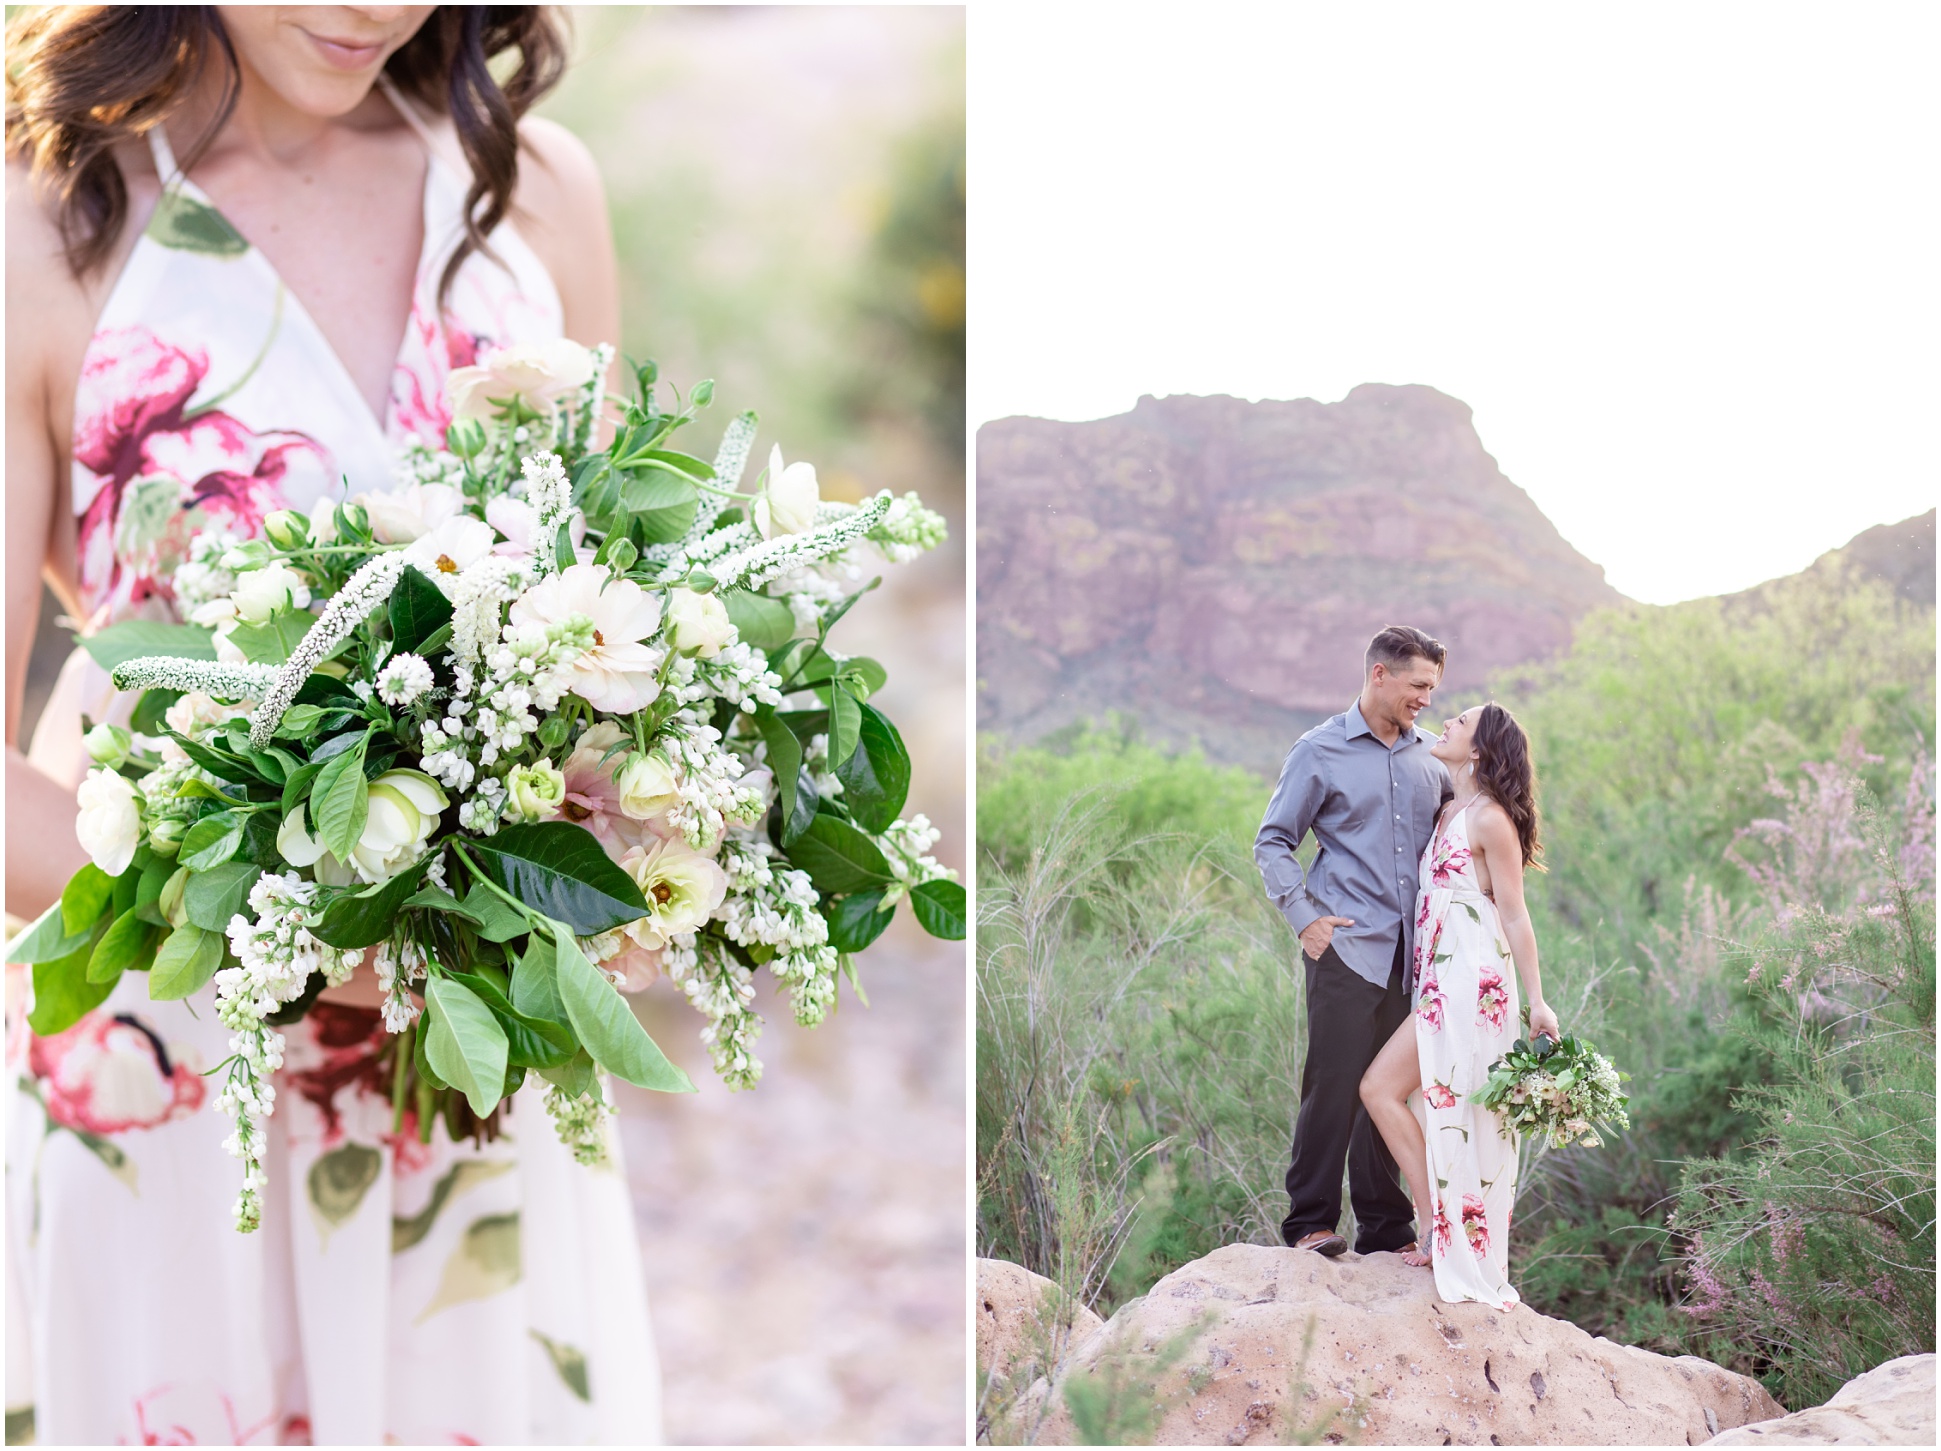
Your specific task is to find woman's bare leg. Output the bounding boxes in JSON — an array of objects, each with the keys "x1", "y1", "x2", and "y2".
[{"x1": 1361, "y1": 1016, "x2": 1436, "y2": 1267}]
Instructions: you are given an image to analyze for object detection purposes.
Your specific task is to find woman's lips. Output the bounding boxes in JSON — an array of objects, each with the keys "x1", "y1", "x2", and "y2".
[{"x1": 303, "y1": 30, "x2": 386, "y2": 70}]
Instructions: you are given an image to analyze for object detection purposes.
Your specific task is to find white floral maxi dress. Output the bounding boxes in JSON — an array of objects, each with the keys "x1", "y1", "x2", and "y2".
[
  {"x1": 1411, "y1": 799, "x2": 1521, "y2": 1311},
  {"x1": 5, "y1": 94, "x2": 663, "y2": 1445}
]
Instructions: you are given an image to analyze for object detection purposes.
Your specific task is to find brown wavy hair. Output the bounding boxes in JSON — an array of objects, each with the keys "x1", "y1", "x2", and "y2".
[
  {"x1": 4, "y1": 6, "x2": 568, "y2": 300},
  {"x1": 1472, "y1": 702, "x2": 1543, "y2": 869}
]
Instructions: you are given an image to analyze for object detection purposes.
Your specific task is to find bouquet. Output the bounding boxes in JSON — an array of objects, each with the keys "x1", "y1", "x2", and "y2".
[
  {"x1": 1473, "y1": 1027, "x2": 1631, "y2": 1149},
  {"x1": 6, "y1": 340, "x2": 960, "y2": 1232}
]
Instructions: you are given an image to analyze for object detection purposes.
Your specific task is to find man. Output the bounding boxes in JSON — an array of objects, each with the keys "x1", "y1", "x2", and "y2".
[{"x1": 1254, "y1": 625, "x2": 1453, "y2": 1257}]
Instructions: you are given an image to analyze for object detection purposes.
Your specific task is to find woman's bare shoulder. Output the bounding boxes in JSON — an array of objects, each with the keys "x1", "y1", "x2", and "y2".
[{"x1": 512, "y1": 115, "x2": 617, "y2": 343}]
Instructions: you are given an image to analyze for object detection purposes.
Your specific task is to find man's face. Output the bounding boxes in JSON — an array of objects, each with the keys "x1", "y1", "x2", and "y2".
[{"x1": 1369, "y1": 655, "x2": 1440, "y2": 730}]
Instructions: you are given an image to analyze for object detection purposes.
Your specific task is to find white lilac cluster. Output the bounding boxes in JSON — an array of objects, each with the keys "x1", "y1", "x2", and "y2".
[
  {"x1": 376, "y1": 652, "x2": 435, "y2": 707},
  {"x1": 543, "y1": 1082, "x2": 612, "y2": 1167},
  {"x1": 877, "y1": 814, "x2": 955, "y2": 905},
  {"x1": 248, "y1": 552, "x2": 409, "y2": 748},
  {"x1": 716, "y1": 837, "x2": 839, "y2": 1027},
  {"x1": 519, "y1": 451, "x2": 573, "y2": 576},
  {"x1": 217, "y1": 873, "x2": 362, "y2": 1230},
  {"x1": 374, "y1": 937, "x2": 427, "y2": 1033},
  {"x1": 660, "y1": 712, "x2": 769, "y2": 852},
  {"x1": 395, "y1": 437, "x2": 469, "y2": 493},
  {"x1": 172, "y1": 529, "x2": 245, "y2": 616},
  {"x1": 665, "y1": 643, "x2": 785, "y2": 713},
  {"x1": 663, "y1": 936, "x2": 763, "y2": 1090}
]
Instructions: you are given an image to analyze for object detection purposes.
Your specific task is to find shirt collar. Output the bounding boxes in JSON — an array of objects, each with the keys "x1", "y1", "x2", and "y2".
[{"x1": 1347, "y1": 699, "x2": 1422, "y2": 752}]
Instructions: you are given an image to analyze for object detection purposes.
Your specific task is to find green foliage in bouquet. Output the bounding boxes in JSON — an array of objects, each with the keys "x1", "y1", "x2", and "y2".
[
  {"x1": 7, "y1": 342, "x2": 958, "y2": 1232},
  {"x1": 1473, "y1": 1026, "x2": 1631, "y2": 1150}
]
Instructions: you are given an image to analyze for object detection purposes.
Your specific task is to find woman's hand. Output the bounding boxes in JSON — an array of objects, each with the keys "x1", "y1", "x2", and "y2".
[{"x1": 1528, "y1": 1000, "x2": 1561, "y2": 1042}]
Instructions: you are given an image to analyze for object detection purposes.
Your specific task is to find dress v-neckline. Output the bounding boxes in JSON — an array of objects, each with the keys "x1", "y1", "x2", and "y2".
[{"x1": 144, "y1": 92, "x2": 438, "y2": 443}]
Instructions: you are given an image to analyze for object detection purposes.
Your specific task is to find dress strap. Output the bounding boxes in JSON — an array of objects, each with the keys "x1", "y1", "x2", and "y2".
[
  {"x1": 376, "y1": 74, "x2": 439, "y2": 152},
  {"x1": 146, "y1": 124, "x2": 181, "y2": 187}
]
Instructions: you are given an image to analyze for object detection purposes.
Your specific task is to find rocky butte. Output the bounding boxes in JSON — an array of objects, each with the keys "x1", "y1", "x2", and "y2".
[{"x1": 976, "y1": 385, "x2": 1624, "y2": 771}]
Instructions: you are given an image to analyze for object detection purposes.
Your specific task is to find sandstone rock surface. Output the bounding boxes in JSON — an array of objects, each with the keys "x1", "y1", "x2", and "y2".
[
  {"x1": 976, "y1": 387, "x2": 1625, "y2": 770},
  {"x1": 1703, "y1": 1353, "x2": 1932, "y2": 1446},
  {"x1": 977, "y1": 1257, "x2": 1104, "y2": 1393},
  {"x1": 1023, "y1": 1242, "x2": 1783, "y2": 1446}
]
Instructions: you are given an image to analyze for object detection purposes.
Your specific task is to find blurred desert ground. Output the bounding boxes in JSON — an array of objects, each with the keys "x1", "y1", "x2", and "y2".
[{"x1": 17, "y1": 6, "x2": 967, "y2": 1445}]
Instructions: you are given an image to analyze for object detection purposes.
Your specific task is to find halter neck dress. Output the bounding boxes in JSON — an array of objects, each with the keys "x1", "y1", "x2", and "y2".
[
  {"x1": 1411, "y1": 796, "x2": 1522, "y2": 1311},
  {"x1": 6, "y1": 88, "x2": 663, "y2": 1446}
]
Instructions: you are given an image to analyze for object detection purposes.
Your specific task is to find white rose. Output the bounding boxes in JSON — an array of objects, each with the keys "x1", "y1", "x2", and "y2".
[
  {"x1": 447, "y1": 339, "x2": 598, "y2": 422},
  {"x1": 614, "y1": 752, "x2": 679, "y2": 821},
  {"x1": 507, "y1": 762, "x2": 568, "y2": 823},
  {"x1": 230, "y1": 562, "x2": 311, "y2": 624},
  {"x1": 76, "y1": 768, "x2": 141, "y2": 876},
  {"x1": 666, "y1": 587, "x2": 736, "y2": 658},
  {"x1": 754, "y1": 445, "x2": 820, "y2": 539}
]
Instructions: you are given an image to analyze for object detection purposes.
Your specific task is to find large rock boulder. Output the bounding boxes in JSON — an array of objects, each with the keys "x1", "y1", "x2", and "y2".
[
  {"x1": 1024, "y1": 1243, "x2": 1783, "y2": 1446},
  {"x1": 977, "y1": 1258, "x2": 1104, "y2": 1394},
  {"x1": 1704, "y1": 1354, "x2": 1933, "y2": 1445}
]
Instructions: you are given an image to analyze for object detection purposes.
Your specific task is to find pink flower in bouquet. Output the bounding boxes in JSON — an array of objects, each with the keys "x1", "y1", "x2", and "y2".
[
  {"x1": 618, "y1": 836, "x2": 729, "y2": 953},
  {"x1": 509, "y1": 564, "x2": 665, "y2": 713},
  {"x1": 1475, "y1": 965, "x2": 1510, "y2": 1031},
  {"x1": 605, "y1": 940, "x2": 665, "y2": 992},
  {"x1": 485, "y1": 494, "x2": 587, "y2": 561},
  {"x1": 358, "y1": 481, "x2": 464, "y2": 544},
  {"x1": 29, "y1": 1011, "x2": 205, "y2": 1136},
  {"x1": 556, "y1": 722, "x2": 677, "y2": 852},
  {"x1": 1425, "y1": 1080, "x2": 1457, "y2": 1110},
  {"x1": 1462, "y1": 1193, "x2": 1490, "y2": 1257},
  {"x1": 447, "y1": 338, "x2": 597, "y2": 421}
]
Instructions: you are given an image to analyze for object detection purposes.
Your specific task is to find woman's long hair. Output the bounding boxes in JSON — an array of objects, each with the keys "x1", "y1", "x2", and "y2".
[
  {"x1": 1472, "y1": 702, "x2": 1543, "y2": 869},
  {"x1": 4, "y1": 6, "x2": 568, "y2": 300}
]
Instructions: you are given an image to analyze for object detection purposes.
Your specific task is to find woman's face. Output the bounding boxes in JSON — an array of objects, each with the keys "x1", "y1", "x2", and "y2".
[
  {"x1": 216, "y1": 6, "x2": 436, "y2": 118},
  {"x1": 1430, "y1": 707, "x2": 1480, "y2": 772}
]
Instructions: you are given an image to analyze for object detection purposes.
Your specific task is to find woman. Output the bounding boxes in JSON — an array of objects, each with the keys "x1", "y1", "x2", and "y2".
[
  {"x1": 1359, "y1": 702, "x2": 1560, "y2": 1310},
  {"x1": 6, "y1": 7, "x2": 657, "y2": 1442}
]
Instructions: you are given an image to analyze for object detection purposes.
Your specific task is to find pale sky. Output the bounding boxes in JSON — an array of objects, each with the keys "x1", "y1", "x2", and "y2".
[{"x1": 970, "y1": 3, "x2": 1938, "y2": 604}]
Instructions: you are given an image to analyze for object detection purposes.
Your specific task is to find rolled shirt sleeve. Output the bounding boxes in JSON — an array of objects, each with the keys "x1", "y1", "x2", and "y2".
[{"x1": 1255, "y1": 737, "x2": 1326, "y2": 938}]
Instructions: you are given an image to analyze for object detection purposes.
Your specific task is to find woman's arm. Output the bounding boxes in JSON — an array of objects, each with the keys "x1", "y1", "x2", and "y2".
[
  {"x1": 512, "y1": 117, "x2": 622, "y2": 410},
  {"x1": 1474, "y1": 803, "x2": 1559, "y2": 1040},
  {"x1": 6, "y1": 163, "x2": 93, "y2": 921}
]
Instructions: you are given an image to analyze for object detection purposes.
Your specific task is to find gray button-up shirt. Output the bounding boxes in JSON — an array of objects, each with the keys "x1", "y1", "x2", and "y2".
[{"x1": 1254, "y1": 700, "x2": 1453, "y2": 988}]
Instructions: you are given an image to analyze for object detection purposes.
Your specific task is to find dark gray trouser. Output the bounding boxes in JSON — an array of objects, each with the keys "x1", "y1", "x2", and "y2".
[{"x1": 1280, "y1": 932, "x2": 1416, "y2": 1253}]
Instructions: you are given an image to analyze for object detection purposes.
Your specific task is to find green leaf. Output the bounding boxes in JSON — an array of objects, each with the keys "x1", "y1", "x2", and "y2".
[
  {"x1": 424, "y1": 975, "x2": 511, "y2": 1119},
  {"x1": 510, "y1": 933, "x2": 570, "y2": 1027},
  {"x1": 61, "y1": 863, "x2": 116, "y2": 937},
  {"x1": 227, "y1": 607, "x2": 313, "y2": 665},
  {"x1": 311, "y1": 732, "x2": 370, "y2": 864},
  {"x1": 131, "y1": 688, "x2": 183, "y2": 736},
  {"x1": 754, "y1": 709, "x2": 804, "y2": 832},
  {"x1": 909, "y1": 879, "x2": 967, "y2": 940},
  {"x1": 7, "y1": 901, "x2": 93, "y2": 965},
  {"x1": 149, "y1": 923, "x2": 225, "y2": 999},
  {"x1": 722, "y1": 590, "x2": 796, "y2": 653},
  {"x1": 837, "y1": 656, "x2": 888, "y2": 699},
  {"x1": 549, "y1": 923, "x2": 693, "y2": 1092},
  {"x1": 538, "y1": 1048, "x2": 597, "y2": 1100},
  {"x1": 460, "y1": 883, "x2": 535, "y2": 943},
  {"x1": 29, "y1": 922, "x2": 114, "y2": 1035},
  {"x1": 636, "y1": 447, "x2": 714, "y2": 480},
  {"x1": 554, "y1": 521, "x2": 577, "y2": 570},
  {"x1": 310, "y1": 863, "x2": 426, "y2": 949},
  {"x1": 833, "y1": 703, "x2": 910, "y2": 834},
  {"x1": 179, "y1": 810, "x2": 248, "y2": 871},
  {"x1": 281, "y1": 761, "x2": 324, "y2": 817},
  {"x1": 76, "y1": 620, "x2": 216, "y2": 671},
  {"x1": 87, "y1": 909, "x2": 152, "y2": 984},
  {"x1": 403, "y1": 884, "x2": 466, "y2": 914},
  {"x1": 828, "y1": 688, "x2": 862, "y2": 769},
  {"x1": 134, "y1": 854, "x2": 175, "y2": 926},
  {"x1": 466, "y1": 823, "x2": 648, "y2": 936},
  {"x1": 787, "y1": 812, "x2": 893, "y2": 895},
  {"x1": 785, "y1": 766, "x2": 820, "y2": 846},
  {"x1": 826, "y1": 889, "x2": 894, "y2": 953},
  {"x1": 184, "y1": 861, "x2": 261, "y2": 933},
  {"x1": 389, "y1": 565, "x2": 455, "y2": 656},
  {"x1": 271, "y1": 703, "x2": 327, "y2": 739},
  {"x1": 448, "y1": 968, "x2": 574, "y2": 1070},
  {"x1": 146, "y1": 189, "x2": 248, "y2": 256},
  {"x1": 617, "y1": 468, "x2": 699, "y2": 545}
]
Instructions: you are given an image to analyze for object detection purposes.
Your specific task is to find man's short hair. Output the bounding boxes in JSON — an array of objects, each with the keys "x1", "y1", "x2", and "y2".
[{"x1": 1365, "y1": 624, "x2": 1446, "y2": 677}]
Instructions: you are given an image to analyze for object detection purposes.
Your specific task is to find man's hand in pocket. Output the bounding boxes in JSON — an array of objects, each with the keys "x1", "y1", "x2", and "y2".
[{"x1": 1298, "y1": 916, "x2": 1354, "y2": 961}]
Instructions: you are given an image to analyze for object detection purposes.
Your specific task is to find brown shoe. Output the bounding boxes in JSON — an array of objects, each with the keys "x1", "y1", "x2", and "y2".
[{"x1": 1293, "y1": 1230, "x2": 1348, "y2": 1257}]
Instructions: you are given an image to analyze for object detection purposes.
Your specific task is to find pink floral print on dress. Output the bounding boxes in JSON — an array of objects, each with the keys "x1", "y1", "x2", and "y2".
[{"x1": 28, "y1": 1012, "x2": 205, "y2": 1136}]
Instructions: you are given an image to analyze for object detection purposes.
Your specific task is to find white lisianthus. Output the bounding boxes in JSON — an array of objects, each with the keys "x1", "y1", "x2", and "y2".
[
  {"x1": 403, "y1": 516, "x2": 499, "y2": 595},
  {"x1": 277, "y1": 805, "x2": 328, "y2": 869},
  {"x1": 615, "y1": 752, "x2": 679, "y2": 821},
  {"x1": 619, "y1": 836, "x2": 729, "y2": 951},
  {"x1": 447, "y1": 339, "x2": 597, "y2": 421},
  {"x1": 355, "y1": 482, "x2": 463, "y2": 545},
  {"x1": 507, "y1": 761, "x2": 568, "y2": 822},
  {"x1": 753, "y1": 445, "x2": 820, "y2": 539},
  {"x1": 376, "y1": 653, "x2": 435, "y2": 707},
  {"x1": 230, "y1": 562, "x2": 312, "y2": 624},
  {"x1": 666, "y1": 587, "x2": 736, "y2": 658},
  {"x1": 277, "y1": 773, "x2": 448, "y2": 884},
  {"x1": 508, "y1": 563, "x2": 665, "y2": 713},
  {"x1": 76, "y1": 768, "x2": 141, "y2": 876}
]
